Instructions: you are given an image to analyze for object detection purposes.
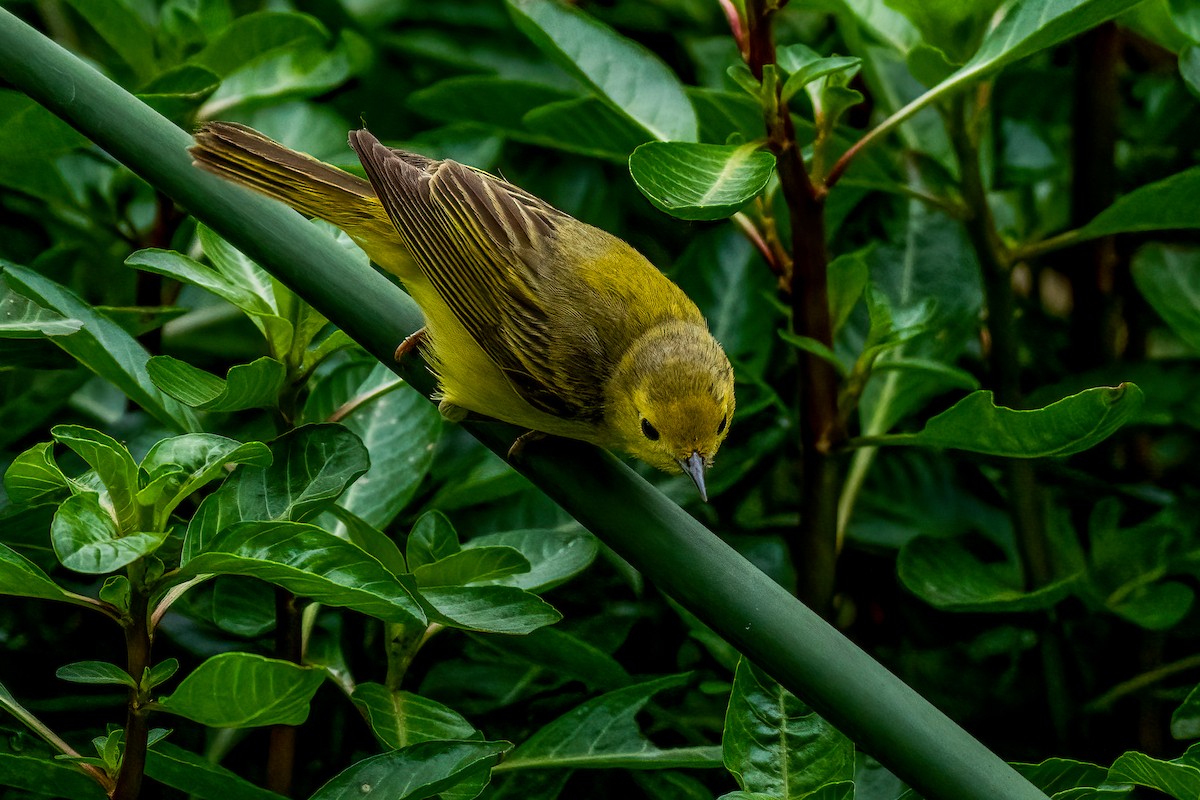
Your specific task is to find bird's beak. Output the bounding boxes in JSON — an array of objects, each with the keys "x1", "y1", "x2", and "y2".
[{"x1": 679, "y1": 451, "x2": 708, "y2": 502}]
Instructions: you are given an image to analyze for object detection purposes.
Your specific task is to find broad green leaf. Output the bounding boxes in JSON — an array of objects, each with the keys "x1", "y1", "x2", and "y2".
[
  {"x1": 0, "y1": 542, "x2": 82, "y2": 602},
  {"x1": 629, "y1": 142, "x2": 775, "y2": 222},
  {"x1": 479, "y1": 626, "x2": 630, "y2": 690},
  {"x1": 4, "y1": 441, "x2": 69, "y2": 505},
  {"x1": 0, "y1": 93, "x2": 85, "y2": 201},
  {"x1": 882, "y1": 0, "x2": 1004, "y2": 62},
  {"x1": 202, "y1": 31, "x2": 363, "y2": 118},
  {"x1": 2, "y1": 264, "x2": 200, "y2": 432},
  {"x1": 876, "y1": 384, "x2": 1143, "y2": 457},
  {"x1": 56, "y1": 660, "x2": 136, "y2": 688},
  {"x1": 181, "y1": 520, "x2": 426, "y2": 625},
  {"x1": 523, "y1": 96, "x2": 653, "y2": 161},
  {"x1": 51, "y1": 425, "x2": 138, "y2": 532},
  {"x1": 51, "y1": 493, "x2": 169, "y2": 574},
  {"x1": 147, "y1": 355, "x2": 286, "y2": 412},
  {"x1": 1079, "y1": 167, "x2": 1200, "y2": 239},
  {"x1": 62, "y1": 0, "x2": 156, "y2": 80},
  {"x1": 406, "y1": 510, "x2": 461, "y2": 572},
  {"x1": 352, "y1": 683, "x2": 478, "y2": 749},
  {"x1": 898, "y1": 536, "x2": 1076, "y2": 612},
  {"x1": 326, "y1": 506, "x2": 408, "y2": 577},
  {"x1": 1108, "y1": 750, "x2": 1200, "y2": 799},
  {"x1": 1170, "y1": 0, "x2": 1200, "y2": 40},
  {"x1": 777, "y1": 44, "x2": 864, "y2": 101},
  {"x1": 126, "y1": 248, "x2": 273, "y2": 317},
  {"x1": 0, "y1": 752, "x2": 107, "y2": 800},
  {"x1": 413, "y1": 547, "x2": 530, "y2": 588},
  {"x1": 182, "y1": 424, "x2": 369, "y2": 561},
  {"x1": 144, "y1": 742, "x2": 288, "y2": 800},
  {"x1": 1173, "y1": 684, "x2": 1200, "y2": 740},
  {"x1": 423, "y1": 586, "x2": 561, "y2": 634},
  {"x1": 1013, "y1": 758, "x2": 1109, "y2": 796},
  {"x1": 139, "y1": 434, "x2": 273, "y2": 524},
  {"x1": 507, "y1": 0, "x2": 697, "y2": 142},
  {"x1": 211, "y1": 576, "x2": 277, "y2": 638},
  {"x1": 502, "y1": 675, "x2": 720, "y2": 770},
  {"x1": 1131, "y1": 244, "x2": 1200, "y2": 352},
  {"x1": 159, "y1": 652, "x2": 325, "y2": 728},
  {"x1": 1182, "y1": 46, "x2": 1200, "y2": 98},
  {"x1": 1108, "y1": 581, "x2": 1195, "y2": 630},
  {"x1": 409, "y1": 76, "x2": 576, "y2": 134},
  {"x1": 0, "y1": 286, "x2": 81, "y2": 338},
  {"x1": 724, "y1": 659, "x2": 853, "y2": 798},
  {"x1": 188, "y1": 11, "x2": 327, "y2": 75},
  {"x1": 828, "y1": 249, "x2": 870, "y2": 335},
  {"x1": 306, "y1": 362, "x2": 442, "y2": 530},
  {"x1": 871, "y1": 0, "x2": 1145, "y2": 152},
  {"x1": 309, "y1": 740, "x2": 511, "y2": 800},
  {"x1": 465, "y1": 529, "x2": 598, "y2": 593},
  {"x1": 146, "y1": 658, "x2": 180, "y2": 690},
  {"x1": 137, "y1": 64, "x2": 221, "y2": 121}
]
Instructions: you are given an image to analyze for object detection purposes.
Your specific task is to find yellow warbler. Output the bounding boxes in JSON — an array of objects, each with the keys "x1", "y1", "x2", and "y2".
[{"x1": 190, "y1": 123, "x2": 734, "y2": 499}]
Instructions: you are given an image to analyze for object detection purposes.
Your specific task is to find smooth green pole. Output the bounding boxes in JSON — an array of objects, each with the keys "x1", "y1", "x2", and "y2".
[{"x1": 0, "y1": 10, "x2": 1048, "y2": 800}]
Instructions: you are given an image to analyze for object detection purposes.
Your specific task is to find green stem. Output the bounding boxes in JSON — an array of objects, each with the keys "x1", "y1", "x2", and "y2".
[
  {"x1": 114, "y1": 561, "x2": 152, "y2": 800},
  {"x1": 0, "y1": 685, "x2": 115, "y2": 794},
  {"x1": 0, "y1": 13, "x2": 1050, "y2": 798}
]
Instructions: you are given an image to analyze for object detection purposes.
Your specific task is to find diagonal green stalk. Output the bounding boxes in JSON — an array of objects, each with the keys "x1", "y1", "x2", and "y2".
[{"x1": 0, "y1": 10, "x2": 1048, "y2": 800}]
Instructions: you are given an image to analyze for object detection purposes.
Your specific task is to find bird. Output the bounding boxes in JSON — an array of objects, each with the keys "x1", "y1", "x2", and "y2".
[{"x1": 190, "y1": 122, "x2": 735, "y2": 500}]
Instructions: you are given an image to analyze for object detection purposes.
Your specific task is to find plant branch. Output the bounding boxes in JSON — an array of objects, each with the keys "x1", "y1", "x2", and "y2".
[
  {"x1": 0, "y1": 684, "x2": 115, "y2": 794},
  {"x1": 266, "y1": 589, "x2": 305, "y2": 796},
  {"x1": 113, "y1": 561, "x2": 152, "y2": 800},
  {"x1": 0, "y1": 14, "x2": 1051, "y2": 798}
]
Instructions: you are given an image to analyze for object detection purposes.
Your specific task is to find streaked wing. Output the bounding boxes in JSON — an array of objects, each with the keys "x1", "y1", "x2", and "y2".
[{"x1": 349, "y1": 130, "x2": 601, "y2": 420}]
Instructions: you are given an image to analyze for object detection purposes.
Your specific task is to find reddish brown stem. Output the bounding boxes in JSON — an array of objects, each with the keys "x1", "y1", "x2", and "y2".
[
  {"x1": 113, "y1": 567, "x2": 152, "y2": 800},
  {"x1": 266, "y1": 589, "x2": 304, "y2": 796}
]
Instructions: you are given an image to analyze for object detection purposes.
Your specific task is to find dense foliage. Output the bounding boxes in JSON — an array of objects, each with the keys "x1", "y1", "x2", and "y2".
[{"x1": 1, "y1": 0, "x2": 1199, "y2": 799}]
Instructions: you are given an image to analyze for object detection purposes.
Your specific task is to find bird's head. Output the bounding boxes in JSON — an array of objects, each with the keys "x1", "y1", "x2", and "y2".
[{"x1": 608, "y1": 323, "x2": 735, "y2": 501}]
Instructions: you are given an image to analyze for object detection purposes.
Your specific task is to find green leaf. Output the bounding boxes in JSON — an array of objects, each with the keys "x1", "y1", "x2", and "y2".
[
  {"x1": 1131, "y1": 244, "x2": 1200, "y2": 352},
  {"x1": 146, "y1": 658, "x2": 180, "y2": 690},
  {"x1": 507, "y1": 0, "x2": 697, "y2": 142},
  {"x1": 777, "y1": 44, "x2": 863, "y2": 101},
  {"x1": 144, "y1": 742, "x2": 288, "y2": 800},
  {"x1": 0, "y1": 752, "x2": 108, "y2": 800},
  {"x1": 827, "y1": 249, "x2": 870, "y2": 335},
  {"x1": 182, "y1": 424, "x2": 369, "y2": 561},
  {"x1": 147, "y1": 355, "x2": 286, "y2": 412},
  {"x1": 502, "y1": 675, "x2": 720, "y2": 770},
  {"x1": 898, "y1": 536, "x2": 1076, "y2": 612},
  {"x1": 137, "y1": 64, "x2": 220, "y2": 121},
  {"x1": 309, "y1": 740, "x2": 511, "y2": 800},
  {"x1": 352, "y1": 683, "x2": 478, "y2": 750},
  {"x1": 4, "y1": 441, "x2": 69, "y2": 505},
  {"x1": 1108, "y1": 750, "x2": 1200, "y2": 799},
  {"x1": 724, "y1": 659, "x2": 854, "y2": 798},
  {"x1": 211, "y1": 576, "x2": 277, "y2": 638},
  {"x1": 51, "y1": 493, "x2": 169, "y2": 574},
  {"x1": 1079, "y1": 167, "x2": 1200, "y2": 239},
  {"x1": 1173, "y1": 685, "x2": 1200, "y2": 740},
  {"x1": 478, "y1": 626, "x2": 630, "y2": 690},
  {"x1": 326, "y1": 506, "x2": 408, "y2": 578},
  {"x1": 181, "y1": 520, "x2": 426, "y2": 626},
  {"x1": 414, "y1": 547, "x2": 531, "y2": 588},
  {"x1": 629, "y1": 142, "x2": 775, "y2": 222},
  {"x1": 56, "y1": 660, "x2": 136, "y2": 688},
  {"x1": 126, "y1": 248, "x2": 274, "y2": 318},
  {"x1": 465, "y1": 529, "x2": 598, "y2": 593},
  {"x1": 882, "y1": 0, "x2": 1004, "y2": 63},
  {"x1": 423, "y1": 586, "x2": 562, "y2": 634},
  {"x1": 1182, "y1": 46, "x2": 1200, "y2": 98},
  {"x1": 188, "y1": 11, "x2": 327, "y2": 75},
  {"x1": 406, "y1": 510, "x2": 461, "y2": 572},
  {"x1": 872, "y1": 0, "x2": 1145, "y2": 150},
  {"x1": 409, "y1": 76, "x2": 576, "y2": 134},
  {"x1": 1108, "y1": 581, "x2": 1195, "y2": 631},
  {"x1": 62, "y1": 0, "x2": 156, "y2": 80},
  {"x1": 0, "y1": 542, "x2": 81, "y2": 603},
  {"x1": 877, "y1": 384, "x2": 1144, "y2": 457},
  {"x1": 1013, "y1": 758, "x2": 1109, "y2": 796},
  {"x1": 779, "y1": 331, "x2": 846, "y2": 375},
  {"x1": 139, "y1": 434, "x2": 273, "y2": 525},
  {"x1": 159, "y1": 652, "x2": 325, "y2": 728},
  {"x1": 307, "y1": 362, "x2": 442, "y2": 530},
  {"x1": 0, "y1": 285, "x2": 81, "y2": 338},
  {"x1": 1, "y1": 264, "x2": 200, "y2": 432},
  {"x1": 50, "y1": 425, "x2": 139, "y2": 532}
]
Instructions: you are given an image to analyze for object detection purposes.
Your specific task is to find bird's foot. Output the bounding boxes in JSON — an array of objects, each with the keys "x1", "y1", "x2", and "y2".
[
  {"x1": 507, "y1": 430, "x2": 546, "y2": 462},
  {"x1": 394, "y1": 327, "x2": 428, "y2": 362}
]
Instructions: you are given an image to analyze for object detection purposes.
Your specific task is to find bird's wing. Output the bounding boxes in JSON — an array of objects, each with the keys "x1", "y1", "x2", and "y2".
[{"x1": 349, "y1": 129, "x2": 604, "y2": 420}]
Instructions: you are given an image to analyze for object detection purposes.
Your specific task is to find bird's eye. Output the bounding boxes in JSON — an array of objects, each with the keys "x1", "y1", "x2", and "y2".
[
  {"x1": 717, "y1": 414, "x2": 727, "y2": 435},
  {"x1": 640, "y1": 418, "x2": 660, "y2": 441}
]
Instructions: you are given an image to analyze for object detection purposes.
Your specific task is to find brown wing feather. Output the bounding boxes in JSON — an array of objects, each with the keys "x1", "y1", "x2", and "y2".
[{"x1": 348, "y1": 129, "x2": 603, "y2": 420}]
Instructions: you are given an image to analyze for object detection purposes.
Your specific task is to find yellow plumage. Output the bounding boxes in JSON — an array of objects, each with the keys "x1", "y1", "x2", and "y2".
[{"x1": 190, "y1": 123, "x2": 734, "y2": 498}]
